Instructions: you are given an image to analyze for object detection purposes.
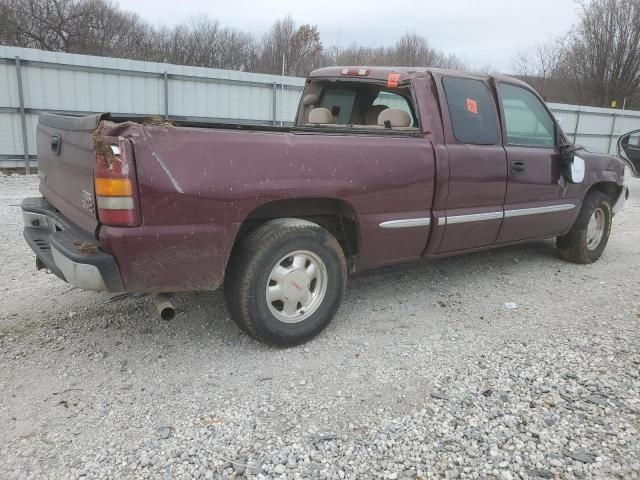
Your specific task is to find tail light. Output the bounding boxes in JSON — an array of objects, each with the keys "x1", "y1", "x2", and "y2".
[{"x1": 94, "y1": 138, "x2": 140, "y2": 226}]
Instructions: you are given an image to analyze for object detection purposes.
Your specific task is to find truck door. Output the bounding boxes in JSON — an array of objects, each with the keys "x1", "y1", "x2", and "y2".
[
  {"x1": 618, "y1": 129, "x2": 640, "y2": 177},
  {"x1": 496, "y1": 83, "x2": 578, "y2": 243},
  {"x1": 435, "y1": 76, "x2": 507, "y2": 253}
]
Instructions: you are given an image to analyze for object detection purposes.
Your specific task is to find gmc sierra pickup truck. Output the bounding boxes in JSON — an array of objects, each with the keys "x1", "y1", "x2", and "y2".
[{"x1": 22, "y1": 66, "x2": 633, "y2": 346}]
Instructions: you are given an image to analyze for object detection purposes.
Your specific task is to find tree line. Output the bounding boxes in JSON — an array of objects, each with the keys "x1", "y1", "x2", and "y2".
[
  {"x1": 0, "y1": 0, "x2": 465, "y2": 76},
  {"x1": 513, "y1": 0, "x2": 640, "y2": 109},
  {"x1": 1, "y1": 0, "x2": 638, "y2": 109}
]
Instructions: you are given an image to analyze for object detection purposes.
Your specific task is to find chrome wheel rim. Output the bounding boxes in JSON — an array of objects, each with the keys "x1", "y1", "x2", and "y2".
[
  {"x1": 266, "y1": 250, "x2": 328, "y2": 324},
  {"x1": 586, "y1": 208, "x2": 605, "y2": 250}
]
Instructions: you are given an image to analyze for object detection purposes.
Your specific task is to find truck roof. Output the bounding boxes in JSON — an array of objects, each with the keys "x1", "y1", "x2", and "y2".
[{"x1": 309, "y1": 66, "x2": 529, "y2": 88}]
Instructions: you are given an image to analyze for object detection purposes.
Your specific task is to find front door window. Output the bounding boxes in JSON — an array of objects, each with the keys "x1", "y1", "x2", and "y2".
[{"x1": 500, "y1": 84, "x2": 556, "y2": 148}]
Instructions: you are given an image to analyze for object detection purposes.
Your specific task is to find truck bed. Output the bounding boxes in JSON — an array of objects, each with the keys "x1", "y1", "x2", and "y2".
[{"x1": 33, "y1": 112, "x2": 436, "y2": 292}]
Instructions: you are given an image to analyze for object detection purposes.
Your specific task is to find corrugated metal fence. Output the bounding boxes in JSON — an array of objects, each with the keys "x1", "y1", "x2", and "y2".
[
  {"x1": 2, "y1": 45, "x2": 640, "y2": 171},
  {"x1": 548, "y1": 102, "x2": 640, "y2": 155},
  {"x1": 0, "y1": 46, "x2": 306, "y2": 171}
]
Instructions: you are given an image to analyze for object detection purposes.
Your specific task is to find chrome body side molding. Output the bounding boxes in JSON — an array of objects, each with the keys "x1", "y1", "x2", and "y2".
[
  {"x1": 434, "y1": 203, "x2": 576, "y2": 226},
  {"x1": 445, "y1": 211, "x2": 503, "y2": 224},
  {"x1": 379, "y1": 217, "x2": 431, "y2": 229},
  {"x1": 503, "y1": 204, "x2": 576, "y2": 218}
]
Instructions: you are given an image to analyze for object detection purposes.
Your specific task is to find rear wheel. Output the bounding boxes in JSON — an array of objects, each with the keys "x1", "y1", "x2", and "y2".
[
  {"x1": 557, "y1": 191, "x2": 612, "y2": 264},
  {"x1": 224, "y1": 218, "x2": 347, "y2": 346}
]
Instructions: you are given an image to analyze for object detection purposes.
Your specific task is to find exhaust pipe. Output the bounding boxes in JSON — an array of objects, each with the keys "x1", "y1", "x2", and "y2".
[{"x1": 152, "y1": 293, "x2": 175, "y2": 321}]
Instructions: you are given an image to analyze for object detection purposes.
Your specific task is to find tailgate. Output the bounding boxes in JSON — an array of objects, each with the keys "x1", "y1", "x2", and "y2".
[{"x1": 36, "y1": 113, "x2": 105, "y2": 233}]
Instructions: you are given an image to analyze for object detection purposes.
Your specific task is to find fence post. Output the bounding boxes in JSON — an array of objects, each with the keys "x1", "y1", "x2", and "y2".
[
  {"x1": 15, "y1": 56, "x2": 30, "y2": 174},
  {"x1": 272, "y1": 83, "x2": 278, "y2": 125},
  {"x1": 163, "y1": 71, "x2": 169, "y2": 120},
  {"x1": 573, "y1": 108, "x2": 581, "y2": 144},
  {"x1": 607, "y1": 113, "x2": 617, "y2": 154}
]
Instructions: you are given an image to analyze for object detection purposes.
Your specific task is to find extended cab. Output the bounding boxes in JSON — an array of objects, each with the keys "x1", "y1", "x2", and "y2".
[{"x1": 22, "y1": 66, "x2": 633, "y2": 345}]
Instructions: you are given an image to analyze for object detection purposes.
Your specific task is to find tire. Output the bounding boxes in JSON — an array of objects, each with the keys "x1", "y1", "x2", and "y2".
[
  {"x1": 224, "y1": 218, "x2": 347, "y2": 346},
  {"x1": 557, "y1": 191, "x2": 613, "y2": 264}
]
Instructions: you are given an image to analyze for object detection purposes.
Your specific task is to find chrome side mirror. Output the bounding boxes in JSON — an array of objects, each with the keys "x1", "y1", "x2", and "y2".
[
  {"x1": 561, "y1": 145, "x2": 585, "y2": 184},
  {"x1": 568, "y1": 155, "x2": 586, "y2": 183}
]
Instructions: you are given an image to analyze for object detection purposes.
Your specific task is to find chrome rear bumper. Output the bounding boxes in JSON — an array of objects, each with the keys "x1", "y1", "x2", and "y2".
[{"x1": 22, "y1": 197, "x2": 124, "y2": 292}]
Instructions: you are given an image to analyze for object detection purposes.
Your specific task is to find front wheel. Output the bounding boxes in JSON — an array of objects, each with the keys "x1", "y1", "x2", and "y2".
[
  {"x1": 224, "y1": 218, "x2": 347, "y2": 346},
  {"x1": 557, "y1": 191, "x2": 613, "y2": 264}
]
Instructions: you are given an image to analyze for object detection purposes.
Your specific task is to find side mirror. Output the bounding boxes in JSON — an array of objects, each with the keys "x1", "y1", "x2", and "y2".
[
  {"x1": 618, "y1": 129, "x2": 640, "y2": 177},
  {"x1": 560, "y1": 144, "x2": 585, "y2": 184}
]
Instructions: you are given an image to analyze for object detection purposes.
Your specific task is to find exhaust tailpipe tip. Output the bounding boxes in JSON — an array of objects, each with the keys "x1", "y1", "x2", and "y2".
[{"x1": 152, "y1": 293, "x2": 175, "y2": 321}]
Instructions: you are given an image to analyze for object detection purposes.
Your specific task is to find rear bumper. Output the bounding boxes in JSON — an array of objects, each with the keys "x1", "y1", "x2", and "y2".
[
  {"x1": 613, "y1": 185, "x2": 630, "y2": 214},
  {"x1": 22, "y1": 197, "x2": 124, "y2": 292}
]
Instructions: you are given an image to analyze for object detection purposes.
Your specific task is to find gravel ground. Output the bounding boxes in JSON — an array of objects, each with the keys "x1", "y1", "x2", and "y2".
[{"x1": 1, "y1": 173, "x2": 639, "y2": 480}]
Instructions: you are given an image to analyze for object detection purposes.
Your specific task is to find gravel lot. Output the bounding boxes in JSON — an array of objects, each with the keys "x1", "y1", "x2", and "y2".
[{"x1": 1, "y1": 173, "x2": 639, "y2": 480}]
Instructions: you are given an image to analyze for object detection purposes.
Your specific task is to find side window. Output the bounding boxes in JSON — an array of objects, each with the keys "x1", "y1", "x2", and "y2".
[
  {"x1": 500, "y1": 84, "x2": 556, "y2": 147},
  {"x1": 442, "y1": 77, "x2": 499, "y2": 145},
  {"x1": 320, "y1": 88, "x2": 356, "y2": 124}
]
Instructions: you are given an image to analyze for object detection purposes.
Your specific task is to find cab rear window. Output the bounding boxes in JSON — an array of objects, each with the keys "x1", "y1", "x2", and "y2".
[
  {"x1": 442, "y1": 77, "x2": 499, "y2": 145},
  {"x1": 320, "y1": 88, "x2": 356, "y2": 124},
  {"x1": 297, "y1": 80, "x2": 418, "y2": 132}
]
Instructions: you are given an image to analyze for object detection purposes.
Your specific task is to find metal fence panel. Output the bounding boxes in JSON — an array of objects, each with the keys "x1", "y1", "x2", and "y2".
[
  {"x1": 0, "y1": 46, "x2": 307, "y2": 168},
  {"x1": 0, "y1": 113, "x2": 23, "y2": 155},
  {"x1": 549, "y1": 102, "x2": 640, "y2": 155},
  {"x1": 2, "y1": 45, "x2": 640, "y2": 169}
]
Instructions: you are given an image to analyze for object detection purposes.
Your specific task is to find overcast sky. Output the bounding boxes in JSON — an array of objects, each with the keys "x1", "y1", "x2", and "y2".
[{"x1": 118, "y1": 0, "x2": 580, "y2": 73}]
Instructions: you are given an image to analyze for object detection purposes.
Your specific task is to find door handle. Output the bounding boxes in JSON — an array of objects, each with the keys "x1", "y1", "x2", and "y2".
[
  {"x1": 511, "y1": 161, "x2": 525, "y2": 174},
  {"x1": 51, "y1": 135, "x2": 61, "y2": 155}
]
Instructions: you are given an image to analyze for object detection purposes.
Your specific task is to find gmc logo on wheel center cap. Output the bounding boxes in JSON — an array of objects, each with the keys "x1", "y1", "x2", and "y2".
[{"x1": 290, "y1": 279, "x2": 303, "y2": 292}]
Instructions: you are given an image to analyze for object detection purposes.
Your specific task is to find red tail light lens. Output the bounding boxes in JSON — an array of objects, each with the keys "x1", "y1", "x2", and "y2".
[{"x1": 94, "y1": 139, "x2": 140, "y2": 226}]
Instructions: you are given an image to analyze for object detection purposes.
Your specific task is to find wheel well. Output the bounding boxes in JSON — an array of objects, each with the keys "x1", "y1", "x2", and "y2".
[
  {"x1": 588, "y1": 181, "x2": 620, "y2": 203},
  {"x1": 233, "y1": 198, "x2": 359, "y2": 264}
]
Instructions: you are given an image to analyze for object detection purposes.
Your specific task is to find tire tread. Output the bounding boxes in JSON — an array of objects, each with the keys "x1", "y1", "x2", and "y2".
[{"x1": 557, "y1": 191, "x2": 612, "y2": 264}]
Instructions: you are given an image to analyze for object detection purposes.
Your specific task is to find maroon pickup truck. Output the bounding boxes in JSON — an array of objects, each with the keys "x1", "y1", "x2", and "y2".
[{"x1": 23, "y1": 66, "x2": 633, "y2": 346}]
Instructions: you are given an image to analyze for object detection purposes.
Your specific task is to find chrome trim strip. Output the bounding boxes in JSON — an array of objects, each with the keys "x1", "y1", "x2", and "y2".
[
  {"x1": 438, "y1": 204, "x2": 575, "y2": 225},
  {"x1": 379, "y1": 217, "x2": 431, "y2": 228},
  {"x1": 446, "y1": 211, "x2": 503, "y2": 224},
  {"x1": 387, "y1": 204, "x2": 576, "y2": 228},
  {"x1": 504, "y1": 204, "x2": 576, "y2": 218}
]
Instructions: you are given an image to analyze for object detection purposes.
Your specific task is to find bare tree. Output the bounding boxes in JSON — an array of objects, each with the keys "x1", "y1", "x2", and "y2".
[
  {"x1": 512, "y1": 40, "x2": 565, "y2": 80},
  {"x1": 393, "y1": 33, "x2": 465, "y2": 69},
  {"x1": 0, "y1": 2, "x2": 467, "y2": 78},
  {"x1": 288, "y1": 24, "x2": 323, "y2": 76},
  {"x1": 565, "y1": 0, "x2": 640, "y2": 106},
  {"x1": 513, "y1": 0, "x2": 640, "y2": 108},
  {"x1": 325, "y1": 33, "x2": 466, "y2": 70},
  {"x1": 258, "y1": 17, "x2": 323, "y2": 76},
  {"x1": 0, "y1": 0, "x2": 83, "y2": 51},
  {"x1": 158, "y1": 17, "x2": 257, "y2": 71},
  {"x1": 326, "y1": 44, "x2": 387, "y2": 66}
]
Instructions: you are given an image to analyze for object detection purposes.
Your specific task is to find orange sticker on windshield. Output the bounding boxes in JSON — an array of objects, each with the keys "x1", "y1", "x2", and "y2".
[
  {"x1": 387, "y1": 73, "x2": 401, "y2": 88},
  {"x1": 466, "y1": 98, "x2": 478, "y2": 114}
]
